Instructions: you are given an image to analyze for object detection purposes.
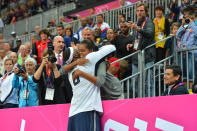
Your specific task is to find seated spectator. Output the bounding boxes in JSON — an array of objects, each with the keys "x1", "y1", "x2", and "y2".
[
  {"x1": 165, "y1": 0, "x2": 180, "y2": 23},
  {"x1": 18, "y1": 45, "x2": 29, "y2": 66},
  {"x1": 192, "y1": 73, "x2": 197, "y2": 93},
  {"x1": 64, "y1": 26, "x2": 79, "y2": 47},
  {"x1": 0, "y1": 49, "x2": 6, "y2": 75},
  {"x1": 33, "y1": 49, "x2": 65, "y2": 105},
  {"x1": 0, "y1": 58, "x2": 18, "y2": 109},
  {"x1": 108, "y1": 57, "x2": 120, "y2": 78},
  {"x1": 10, "y1": 9, "x2": 17, "y2": 24},
  {"x1": 163, "y1": 65, "x2": 189, "y2": 95},
  {"x1": 12, "y1": 57, "x2": 38, "y2": 107},
  {"x1": 94, "y1": 14, "x2": 110, "y2": 39},
  {"x1": 153, "y1": 5, "x2": 170, "y2": 62}
]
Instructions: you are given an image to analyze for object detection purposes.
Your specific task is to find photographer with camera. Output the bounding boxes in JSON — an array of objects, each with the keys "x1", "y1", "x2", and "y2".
[
  {"x1": 12, "y1": 57, "x2": 38, "y2": 107},
  {"x1": 33, "y1": 44, "x2": 65, "y2": 105},
  {"x1": 176, "y1": 9, "x2": 197, "y2": 86}
]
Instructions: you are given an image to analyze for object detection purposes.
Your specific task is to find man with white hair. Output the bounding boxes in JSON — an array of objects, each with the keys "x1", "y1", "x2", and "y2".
[{"x1": 13, "y1": 57, "x2": 38, "y2": 107}]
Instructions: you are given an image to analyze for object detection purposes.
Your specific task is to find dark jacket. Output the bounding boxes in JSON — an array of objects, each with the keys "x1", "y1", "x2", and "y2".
[
  {"x1": 192, "y1": 76, "x2": 197, "y2": 93},
  {"x1": 163, "y1": 83, "x2": 189, "y2": 96},
  {"x1": 131, "y1": 17, "x2": 156, "y2": 65},
  {"x1": 33, "y1": 64, "x2": 66, "y2": 105}
]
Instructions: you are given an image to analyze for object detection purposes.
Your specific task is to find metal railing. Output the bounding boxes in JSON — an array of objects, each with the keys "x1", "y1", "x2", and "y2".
[
  {"x1": 118, "y1": 35, "x2": 197, "y2": 99},
  {"x1": 3, "y1": 2, "x2": 76, "y2": 39},
  {"x1": 118, "y1": 36, "x2": 174, "y2": 99}
]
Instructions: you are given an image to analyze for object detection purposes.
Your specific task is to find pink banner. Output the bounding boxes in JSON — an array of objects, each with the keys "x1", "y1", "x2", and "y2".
[
  {"x1": 0, "y1": 95, "x2": 196, "y2": 131},
  {"x1": 65, "y1": 0, "x2": 140, "y2": 22}
]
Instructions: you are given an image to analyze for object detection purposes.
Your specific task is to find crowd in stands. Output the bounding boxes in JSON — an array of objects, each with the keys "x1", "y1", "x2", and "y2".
[
  {"x1": 1, "y1": 0, "x2": 197, "y2": 130},
  {"x1": 0, "y1": 0, "x2": 196, "y2": 113},
  {"x1": 0, "y1": 0, "x2": 68, "y2": 26}
]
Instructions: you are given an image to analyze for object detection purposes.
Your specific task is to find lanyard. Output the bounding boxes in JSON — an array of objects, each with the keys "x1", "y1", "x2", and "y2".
[
  {"x1": 182, "y1": 28, "x2": 192, "y2": 42},
  {"x1": 170, "y1": 82, "x2": 184, "y2": 94},
  {"x1": 2, "y1": 74, "x2": 7, "y2": 81},
  {"x1": 156, "y1": 18, "x2": 160, "y2": 31},
  {"x1": 136, "y1": 17, "x2": 147, "y2": 38}
]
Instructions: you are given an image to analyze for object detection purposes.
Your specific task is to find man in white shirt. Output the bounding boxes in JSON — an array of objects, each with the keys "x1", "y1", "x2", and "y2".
[{"x1": 94, "y1": 14, "x2": 110, "y2": 38}]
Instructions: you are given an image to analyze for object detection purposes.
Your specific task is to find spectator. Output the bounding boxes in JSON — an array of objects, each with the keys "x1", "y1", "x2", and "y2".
[
  {"x1": 0, "y1": 49, "x2": 6, "y2": 75},
  {"x1": 40, "y1": 0, "x2": 48, "y2": 11},
  {"x1": 10, "y1": 52, "x2": 18, "y2": 66},
  {"x1": 93, "y1": 27, "x2": 103, "y2": 44},
  {"x1": 74, "y1": 17, "x2": 88, "y2": 41},
  {"x1": 32, "y1": 29, "x2": 51, "y2": 64},
  {"x1": 53, "y1": 36, "x2": 73, "y2": 103},
  {"x1": 59, "y1": 16, "x2": 66, "y2": 25},
  {"x1": 12, "y1": 38, "x2": 22, "y2": 53},
  {"x1": 113, "y1": 22, "x2": 134, "y2": 80},
  {"x1": 105, "y1": 29, "x2": 116, "y2": 44},
  {"x1": 153, "y1": 5, "x2": 170, "y2": 62},
  {"x1": 165, "y1": 22, "x2": 181, "y2": 57},
  {"x1": 166, "y1": 0, "x2": 180, "y2": 23},
  {"x1": 64, "y1": 26, "x2": 79, "y2": 47},
  {"x1": 30, "y1": 34, "x2": 39, "y2": 45},
  {"x1": 127, "y1": 2, "x2": 155, "y2": 97},
  {"x1": 108, "y1": 57, "x2": 120, "y2": 78},
  {"x1": 0, "y1": 17, "x2": 4, "y2": 32},
  {"x1": 51, "y1": 18, "x2": 56, "y2": 27},
  {"x1": 3, "y1": 43, "x2": 12, "y2": 55},
  {"x1": 10, "y1": 9, "x2": 17, "y2": 24},
  {"x1": 18, "y1": 45, "x2": 29, "y2": 66},
  {"x1": 34, "y1": 25, "x2": 41, "y2": 40},
  {"x1": 33, "y1": 49, "x2": 65, "y2": 105},
  {"x1": 53, "y1": 36, "x2": 65, "y2": 66},
  {"x1": 24, "y1": 42, "x2": 32, "y2": 56},
  {"x1": 192, "y1": 74, "x2": 197, "y2": 93},
  {"x1": 10, "y1": 31, "x2": 18, "y2": 48},
  {"x1": 118, "y1": 0, "x2": 131, "y2": 7},
  {"x1": 12, "y1": 57, "x2": 38, "y2": 107},
  {"x1": 94, "y1": 14, "x2": 110, "y2": 38},
  {"x1": 87, "y1": 17, "x2": 95, "y2": 29},
  {"x1": 163, "y1": 65, "x2": 189, "y2": 95},
  {"x1": 53, "y1": 24, "x2": 66, "y2": 43},
  {"x1": 115, "y1": 13, "x2": 126, "y2": 33},
  {"x1": 0, "y1": 58, "x2": 18, "y2": 109},
  {"x1": 82, "y1": 27, "x2": 95, "y2": 42},
  {"x1": 176, "y1": 10, "x2": 197, "y2": 83}
]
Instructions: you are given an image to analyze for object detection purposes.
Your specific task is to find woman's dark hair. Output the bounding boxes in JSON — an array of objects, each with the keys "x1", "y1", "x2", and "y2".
[
  {"x1": 154, "y1": 5, "x2": 164, "y2": 13},
  {"x1": 80, "y1": 39, "x2": 98, "y2": 51},
  {"x1": 65, "y1": 27, "x2": 73, "y2": 37}
]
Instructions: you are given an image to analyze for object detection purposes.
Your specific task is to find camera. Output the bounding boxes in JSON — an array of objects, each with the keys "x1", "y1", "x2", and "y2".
[
  {"x1": 47, "y1": 41, "x2": 57, "y2": 63},
  {"x1": 17, "y1": 64, "x2": 26, "y2": 75},
  {"x1": 185, "y1": 19, "x2": 190, "y2": 24}
]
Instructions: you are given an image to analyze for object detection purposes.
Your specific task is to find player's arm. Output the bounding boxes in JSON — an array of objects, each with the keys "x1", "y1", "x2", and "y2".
[
  {"x1": 86, "y1": 45, "x2": 116, "y2": 63},
  {"x1": 72, "y1": 69, "x2": 97, "y2": 84}
]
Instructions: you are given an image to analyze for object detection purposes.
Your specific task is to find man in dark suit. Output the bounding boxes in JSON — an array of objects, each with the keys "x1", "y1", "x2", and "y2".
[
  {"x1": 163, "y1": 65, "x2": 189, "y2": 96},
  {"x1": 53, "y1": 36, "x2": 73, "y2": 103}
]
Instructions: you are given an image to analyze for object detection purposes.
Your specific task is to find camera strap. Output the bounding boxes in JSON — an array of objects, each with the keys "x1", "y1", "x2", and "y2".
[{"x1": 182, "y1": 28, "x2": 192, "y2": 42}]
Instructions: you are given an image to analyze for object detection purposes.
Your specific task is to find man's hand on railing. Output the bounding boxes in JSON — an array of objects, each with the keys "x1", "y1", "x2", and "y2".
[{"x1": 126, "y1": 44, "x2": 133, "y2": 51}]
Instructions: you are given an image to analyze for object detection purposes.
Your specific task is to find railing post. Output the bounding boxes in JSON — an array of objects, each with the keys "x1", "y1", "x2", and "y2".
[{"x1": 138, "y1": 50, "x2": 144, "y2": 98}]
